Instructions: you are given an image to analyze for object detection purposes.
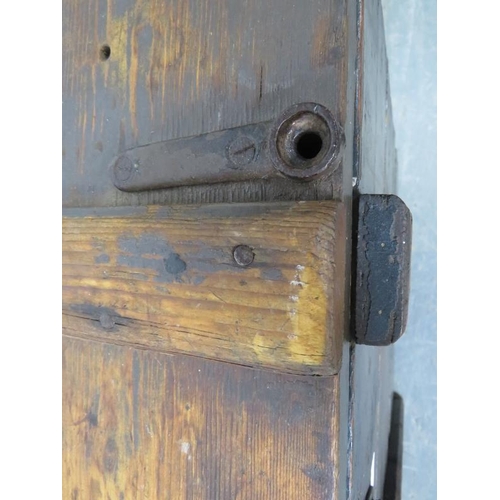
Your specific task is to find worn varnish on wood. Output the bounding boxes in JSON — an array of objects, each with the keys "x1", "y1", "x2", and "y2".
[
  {"x1": 62, "y1": 0, "x2": 401, "y2": 497},
  {"x1": 62, "y1": 0, "x2": 356, "y2": 207},
  {"x1": 63, "y1": 338, "x2": 347, "y2": 500},
  {"x1": 62, "y1": 0, "x2": 359, "y2": 496},
  {"x1": 63, "y1": 201, "x2": 347, "y2": 375}
]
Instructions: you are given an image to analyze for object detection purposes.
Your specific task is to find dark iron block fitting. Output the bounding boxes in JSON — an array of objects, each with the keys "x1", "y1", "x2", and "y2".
[{"x1": 353, "y1": 194, "x2": 413, "y2": 346}]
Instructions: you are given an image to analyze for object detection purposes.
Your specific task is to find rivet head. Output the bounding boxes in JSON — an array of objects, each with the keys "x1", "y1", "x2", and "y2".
[
  {"x1": 113, "y1": 156, "x2": 135, "y2": 182},
  {"x1": 233, "y1": 245, "x2": 254, "y2": 267}
]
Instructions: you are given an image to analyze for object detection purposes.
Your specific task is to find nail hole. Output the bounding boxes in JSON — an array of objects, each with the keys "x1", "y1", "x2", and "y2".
[
  {"x1": 295, "y1": 132, "x2": 323, "y2": 160},
  {"x1": 99, "y1": 44, "x2": 111, "y2": 61}
]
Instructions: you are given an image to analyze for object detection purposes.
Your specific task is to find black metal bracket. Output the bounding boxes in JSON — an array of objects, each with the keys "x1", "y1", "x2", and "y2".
[
  {"x1": 353, "y1": 194, "x2": 413, "y2": 346},
  {"x1": 111, "y1": 103, "x2": 344, "y2": 192}
]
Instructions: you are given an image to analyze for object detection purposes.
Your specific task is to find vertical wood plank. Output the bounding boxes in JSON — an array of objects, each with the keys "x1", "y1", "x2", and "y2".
[
  {"x1": 63, "y1": 337, "x2": 343, "y2": 500},
  {"x1": 62, "y1": 0, "x2": 355, "y2": 207}
]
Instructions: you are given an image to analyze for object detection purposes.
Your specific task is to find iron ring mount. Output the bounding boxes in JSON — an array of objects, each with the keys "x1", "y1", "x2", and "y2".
[
  {"x1": 110, "y1": 102, "x2": 344, "y2": 192},
  {"x1": 268, "y1": 102, "x2": 343, "y2": 181}
]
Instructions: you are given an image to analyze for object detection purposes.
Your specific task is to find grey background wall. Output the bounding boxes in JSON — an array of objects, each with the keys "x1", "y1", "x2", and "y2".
[{"x1": 381, "y1": 0, "x2": 437, "y2": 498}]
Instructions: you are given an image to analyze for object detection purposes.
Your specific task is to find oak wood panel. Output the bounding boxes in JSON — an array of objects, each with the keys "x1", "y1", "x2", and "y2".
[
  {"x1": 63, "y1": 201, "x2": 348, "y2": 375},
  {"x1": 63, "y1": 337, "x2": 345, "y2": 500}
]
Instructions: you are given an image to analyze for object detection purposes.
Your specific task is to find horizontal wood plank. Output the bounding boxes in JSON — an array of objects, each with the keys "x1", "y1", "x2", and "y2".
[{"x1": 62, "y1": 201, "x2": 348, "y2": 375}]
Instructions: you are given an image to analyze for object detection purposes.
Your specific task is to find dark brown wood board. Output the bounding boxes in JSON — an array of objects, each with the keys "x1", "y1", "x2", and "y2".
[
  {"x1": 62, "y1": 0, "x2": 400, "y2": 497},
  {"x1": 347, "y1": 1, "x2": 400, "y2": 498},
  {"x1": 62, "y1": 0, "x2": 357, "y2": 207}
]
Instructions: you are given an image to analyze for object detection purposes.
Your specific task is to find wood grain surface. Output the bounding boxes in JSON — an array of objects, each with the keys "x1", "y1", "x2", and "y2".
[
  {"x1": 347, "y1": 1, "x2": 399, "y2": 497},
  {"x1": 62, "y1": 0, "x2": 357, "y2": 207},
  {"x1": 63, "y1": 201, "x2": 347, "y2": 375},
  {"x1": 61, "y1": 0, "x2": 401, "y2": 496},
  {"x1": 355, "y1": 0, "x2": 398, "y2": 195},
  {"x1": 63, "y1": 337, "x2": 346, "y2": 500}
]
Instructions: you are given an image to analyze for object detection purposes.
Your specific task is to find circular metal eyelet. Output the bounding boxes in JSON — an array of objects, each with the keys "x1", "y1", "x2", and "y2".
[{"x1": 268, "y1": 102, "x2": 344, "y2": 181}]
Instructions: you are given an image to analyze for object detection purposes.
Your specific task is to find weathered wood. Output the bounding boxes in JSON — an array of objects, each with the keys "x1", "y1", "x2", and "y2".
[
  {"x1": 62, "y1": 0, "x2": 401, "y2": 496},
  {"x1": 62, "y1": 0, "x2": 359, "y2": 497},
  {"x1": 355, "y1": 0, "x2": 398, "y2": 194},
  {"x1": 62, "y1": 0, "x2": 357, "y2": 207},
  {"x1": 347, "y1": 1, "x2": 400, "y2": 498},
  {"x1": 62, "y1": 337, "x2": 346, "y2": 500},
  {"x1": 62, "y1": 201, "x2": 347, "y2": 375}
]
